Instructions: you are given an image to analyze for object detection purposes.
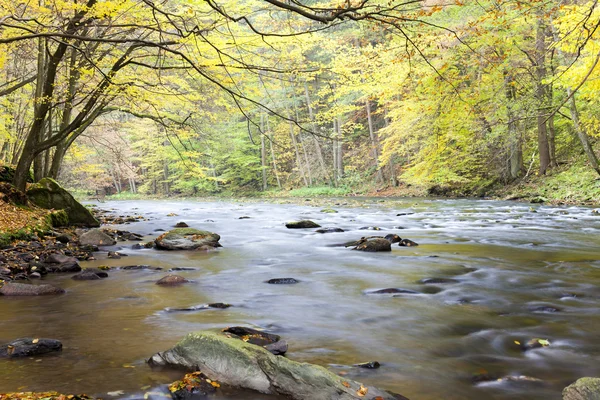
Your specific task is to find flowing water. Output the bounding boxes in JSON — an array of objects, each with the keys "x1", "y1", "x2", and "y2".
[{"x1": 1, "y1": 198, "x2": 600, "y2": 400}]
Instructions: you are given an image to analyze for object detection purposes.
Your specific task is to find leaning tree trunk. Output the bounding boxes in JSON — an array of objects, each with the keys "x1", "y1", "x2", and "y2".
[{"x1": 535, "y1": 14, "x2": 551, "y2": 175}]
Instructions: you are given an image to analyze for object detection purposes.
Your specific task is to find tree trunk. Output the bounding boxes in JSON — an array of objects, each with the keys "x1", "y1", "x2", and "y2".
[
  {"x1": 535, "y1": 15, "x2": 551, "y2": 175},
  {"x1": 366, "y1": 100, "x2": 383, "y2": 184},
  {"x1": 260, "y1": 113, "x2": 268, "y2": 191},
  {"x1": 289, "y1": 120, "x2": 308, "y2": 186},
  {"x1": 504, "y1": 71, "x2": 522, "y2": 180},
  {"x1": 335, "y1": 116, "x2": 343, "y2": 179},
  {"x1": 266, "y1": 115, "x2": 281, "y2": 189},
  {"x1": 568, "y1": 89, "x2": 600, "y2": 175},
  {"x1": 304, "y1": 82, "x2": 331, "y2": 185}
]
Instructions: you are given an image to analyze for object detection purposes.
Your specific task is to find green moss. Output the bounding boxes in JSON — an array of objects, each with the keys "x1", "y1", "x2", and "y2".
[
  {"x1": 163, "y1": 228, "x2": 216, "y2": 238},
  {"x1": 47, "y1": 210, "x2": 69, "y2": 227},
  {"x1": 0, "y1": 229, "x2": 33, "y2": 248}
]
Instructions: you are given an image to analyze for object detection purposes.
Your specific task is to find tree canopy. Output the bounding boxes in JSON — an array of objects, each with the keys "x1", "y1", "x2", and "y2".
[{"x1": 1, "y1": 0, "x2": 599, "y2": 196}]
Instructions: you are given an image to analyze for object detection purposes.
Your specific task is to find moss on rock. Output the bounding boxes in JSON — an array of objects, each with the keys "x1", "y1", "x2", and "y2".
[{"x1": 27, "y1": 178, "x2": 99, "y2": 227}]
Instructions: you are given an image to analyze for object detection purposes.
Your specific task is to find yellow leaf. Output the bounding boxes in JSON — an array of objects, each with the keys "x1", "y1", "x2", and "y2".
[
  {"x1": 32, "y1": 339, "x2": 39, "y2": 344},
  {"x1": 210, "y1": 381, "x2": 220, "y2": 388},
  {"x1": 514, "y1": 340, "x2": 521, "y2": 345},
  {"x1": 357, "y1": 385, "x2": 368, "y2": 397}
]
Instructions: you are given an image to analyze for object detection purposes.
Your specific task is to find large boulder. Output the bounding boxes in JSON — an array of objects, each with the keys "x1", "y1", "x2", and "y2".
[
  {"x1": 155, "y1": 228, "x2": 221, "y2": 250},
  {"x1": 26, "y1": 178, "x2": 99, "y2": 227},
  {"x1": 79, "y1": 229, "x2": 116, "y2": 246},
  {"x1": 0, "y1": 337, "x2": 62, "y2": 358},
  {"x1": 563, "y1": 378, "x2": 600, "y2": 400},
  {"x1": 0, "y1": 282, "x2": 65, "y2": 296},
  {"x1": 148, "y1": 331, "x2": 407, "y2": 400}
]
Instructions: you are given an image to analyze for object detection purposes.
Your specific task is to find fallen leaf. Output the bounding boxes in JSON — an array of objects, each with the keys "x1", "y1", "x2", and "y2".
[
  {"x1": 357, "y1": 385, "x2": 368, "y2": 397},
  {"x1": 513, "y1": 340, "x2": 520, "y2": 345},
  {"x1": 210, "y1": 381, "x2": 221, "y2": 388},
  {"x1": 32, "y1": 339, "x2": 39, "y2": 344},
  {"x1": 342, "y1": 381, "x2": 351, "y2": 388}
]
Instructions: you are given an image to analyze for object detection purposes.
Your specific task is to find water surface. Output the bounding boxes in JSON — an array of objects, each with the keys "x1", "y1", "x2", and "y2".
[{"x1": 1, "y1": 198, "x2": 600, "y2": 400}]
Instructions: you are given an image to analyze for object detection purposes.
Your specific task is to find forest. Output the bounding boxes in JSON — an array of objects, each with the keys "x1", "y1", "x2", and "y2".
[{"x1": 1, "y1": 0, "x2": 600, "y2": 199}]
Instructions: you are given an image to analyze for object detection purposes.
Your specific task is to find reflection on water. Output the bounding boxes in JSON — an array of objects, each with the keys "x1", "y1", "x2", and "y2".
[{"x1": 1, "y1": 198, "x2": 600, "y2": 399}]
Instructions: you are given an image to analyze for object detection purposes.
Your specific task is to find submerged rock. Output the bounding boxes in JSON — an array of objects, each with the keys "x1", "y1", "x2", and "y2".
[
  {"x1": 26, "y1": 178, "x2": 99, "y2": 227},
  {"x1": 79, "y1": 229, "x2": 117, "y2": 246},
  {"x1": 0, "y1": 282, "x2": 64, "y2": 296},
  {"x1": 384, "y1": 234, "x2": 402, "y2": 243},
  {"x1": 155, "y1": 228, "x2": 221, "y2": 251},
  {"x1": 316, "y1": 227, "x2": 345, "y2": 233},
  {"x1": 175, "y1": 221, "x2": 189, "y2": 228},
  {"x1": 399, "y1": 239, "x2": 418, "y2": 247},
  {"x1": 266, "y1": 278, "x2": 299, "y2": 284},
  {"x1": 148, "y1": 331, "x2": 406, "y2": 400},
  {"x1": 156, "y1": 274, "x2": 190, "y2": 286},
  {"x1": 286, "y1": 220, "x2": 321, "y2": 229},
  {"x1": 563, "y1": 377, "x2": 600, "y2": 400},
  {"x1": 0, "y1": 337, "x2": 62, "y2": 358},
  {"x1": 165, "y1": 303, "x2": 231, "y2": 312},
  {"x1": 366, "y1": 288, "x2": 419, "y2": 295},
  {"x1": 419, "y1": 278, "x2": 459, "y2": 285},
  {"x1": 354, "y1": 361, "x2": 381, "y2": 369}
]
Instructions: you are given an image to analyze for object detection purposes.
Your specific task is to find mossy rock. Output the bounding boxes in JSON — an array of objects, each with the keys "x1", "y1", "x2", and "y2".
[
  {"x1": 26, "y1": 178, "x2": 99, "y2": 227},
  {"x1": 320, "y1": 208, "x2": 338, "y2": 213},
  {"x1": 47, "y1": 210, "x2": 69, "y2": 227},
  {"x1": 148, "y1": 331, "x2": 406, "y2": 400},
  {"x1": 563, "y1": 377, "x2": 600, "y2": 400}
]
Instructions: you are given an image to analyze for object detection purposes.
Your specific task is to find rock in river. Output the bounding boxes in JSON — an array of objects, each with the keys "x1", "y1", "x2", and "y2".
[
  {"x1": 353, "y1": 238, "x2": 391, "y2": 252},
  {"x1": 285, "y1": 220, "x2": 321, "y2": 229},
  {"x1": 316, "y1": 227, "x2": 344, "y2": 233},
  {"x1": 148, "y1": 331, "x2": 407, "y2": 400},
  {"x1": 155, "y1": 228, "x2": 221, "y2": 251},
  {"x1": 156, "y1": 274, "x2": 190, "y2": 286},
  {"x1": 0, "y1": 282, "x2": 64, "y2": 296},
  {"x1": 223, "y1": 326, "x2": 288, "y2": 356},
  {"x1": 0, "y1": 338, "x2": 62, "y2": 358},
  {"x1": 40, "y1": 253, "x2": 81, "y2": 273},
  {"x1": 563, "y1": 377, "x2": 600, "y2": 400},
  {"x1": 79, "y1": 229, "x2": 117, "y2": 246},
  {"x1": 266, "y1": 278, "x2": 299, "y2": 284}
]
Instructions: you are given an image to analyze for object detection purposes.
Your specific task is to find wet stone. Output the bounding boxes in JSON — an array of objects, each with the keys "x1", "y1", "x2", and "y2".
[
  {"x1": 354, "y1": 361, "x2": 381, "y2": 369},
  {"x1": 399, "y1": 239, "x2": 419, "y2": 247},
  {"x1": 0, "y1": 338, "x2": 62, "y2": 358},
  {"x1": 285, "y1": 220, "x2": 321, "y2": 229},
  {"x1": 367, "y1": 288, "x2": 419, "y2": 295},
  {"x1": 315, "y1": 227, "x2": 344, "y2": 233},
  {"x1": 528, "y1": 305, "x2": 562, "y2": 313},
  {"x1": 174, "y1": 221, "x2": 189, "y2": 228},
  {"x1": 0, "y1": 282, "x2": 65, "y2": 296},
  {"x1": 266, "y1": 278, "x2": 299, "y2": 284},
  {"x1": 156, "y1": 274, "x2": 190, "y2": 286},
  {"x1": 419, "y1": 278, "x2": 459, "y2": 285},
  {"x1": 120, "y1": 265, "x2": 162, "y2": 270}
]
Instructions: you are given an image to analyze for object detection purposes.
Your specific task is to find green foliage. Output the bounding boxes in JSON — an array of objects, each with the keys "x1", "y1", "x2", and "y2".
[{"x1": 285, "y1": 186, "x2": 353, "y2": 197}]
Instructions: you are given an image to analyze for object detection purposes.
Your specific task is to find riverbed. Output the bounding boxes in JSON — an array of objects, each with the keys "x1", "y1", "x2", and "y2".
[{"x1": 1, "y1": 198, "x2": 600, "y2": 400}]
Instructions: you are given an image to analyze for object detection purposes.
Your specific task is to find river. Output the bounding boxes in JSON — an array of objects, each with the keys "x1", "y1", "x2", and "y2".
[{"x1": 1, "y1": 198, "x2": 600, "y2": 400}]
